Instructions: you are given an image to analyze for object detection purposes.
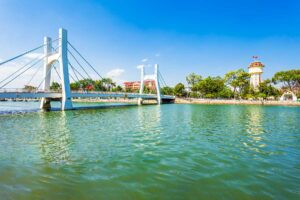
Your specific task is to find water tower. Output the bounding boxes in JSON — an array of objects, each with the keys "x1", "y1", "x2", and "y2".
[{"x1": 248, "y1": 56, "x2": 264, "y2": 89}]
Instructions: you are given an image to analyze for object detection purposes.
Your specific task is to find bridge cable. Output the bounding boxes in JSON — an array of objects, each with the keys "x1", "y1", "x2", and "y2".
[
  {"x1": 69, "y1": 73, "x2": 76, "y2": 83},
  {"x1": 0, "y1": 45, "x2": 44, "y2": 67},
  {"x1": 53, "y1": 65, "x2": 61, "y2": 81},
  {"x1": 36, "y1": 61, "x2": 57, "y2": 90},
  {"x1": 26, "y1": 62, "x2": 44, "y2": 86},
  {"x1": 0, "y1": 55, "x2": 46, "y2": 89},
  {"x1": 69, "y1": 63, "x2": 80, "y2": 82},
  {"x1": 0, "y1": 54, "x2": 44, "y2": 86},
  {"x1": 158, "y1": 71, "x2": 167, "y2": 87},
  {"x1": 68, "y1": 50, "x2": 92, "y2": 79},
  {"x1": 0, "y1": 38, "x2": 59, "y2": 67},
  {"x1": 68, "y1": 62, "x2": 85, "y2": 80},
  {"x1": 67, "y1": 41, "x2": 103, "y2": 79}
]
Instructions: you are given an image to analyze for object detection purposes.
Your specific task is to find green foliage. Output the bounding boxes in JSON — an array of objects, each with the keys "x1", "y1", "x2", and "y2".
[
  {"x1": 224, "y1": 69, "x2": 250, "y2": 98},
  {"x1": 272, "y1": 69, "x2": 300, "y2": 93},
  {"x1": 161, "y1": 86, "x2": 174, "y2": 95},
  {"x1": 23, "y1": 85, "x2": 36, "y2": 91},
  {"x1": 257, "y1": 79, "x2": 281, "y2": 99},
  {"x1": 174, "y1": 83, "x2": 187, "y2": 97},
  {"x1": 70, "y1": 82, "x2": 80, "y2": 90},
  {"x1": 69, "y1": 78, "x2": 117, "y2": 91},
  {"x1": 50, "y1": 82, "x2": 61, "y2": 91},
  {"x1": 111, "y1": 85, "x2": 123, "y2": 92},
  {"x1": 186, "y1": 73, "x2": 202, "y2": 90},
  {"x1": 176, "y1": 68, "x2": 299, "y2": 100},
  {"x1": 195, "y1": 76, "x2": 230, "y2": 98},
  {"x1": 189, "y1": 92, "x2": 201, "y2": 98}
]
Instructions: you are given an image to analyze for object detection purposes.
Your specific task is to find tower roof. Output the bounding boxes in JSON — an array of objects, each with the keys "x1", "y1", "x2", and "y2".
[{"x1": 248, "y1": 61, "x2": 265, "y2": 68}]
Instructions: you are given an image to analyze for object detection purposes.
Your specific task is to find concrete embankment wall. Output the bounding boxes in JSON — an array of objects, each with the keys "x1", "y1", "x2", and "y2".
[{"x1": 175, "y1": 98, "x2": 300, "y2": 106}]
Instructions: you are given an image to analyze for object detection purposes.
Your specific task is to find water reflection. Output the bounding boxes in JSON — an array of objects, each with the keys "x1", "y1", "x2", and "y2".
[
  {"x1": 135, "y1": 105, "x2": 162, "y2": 152},
  {"x1": 244, "y1": 107, "x2": 266, "y2": 153},
  {"x1": 38, "y1": 111, "x2": 72, "y2": 164}
]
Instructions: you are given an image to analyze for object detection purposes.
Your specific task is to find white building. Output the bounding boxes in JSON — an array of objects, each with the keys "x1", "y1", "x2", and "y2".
[{"x1": 248, "y1": 60, "x2": 264, "y2": 89}]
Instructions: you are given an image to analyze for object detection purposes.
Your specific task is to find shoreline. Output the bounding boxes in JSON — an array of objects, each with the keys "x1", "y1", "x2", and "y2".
[
  {"x1": 175, "y1": 98, "x2": 300, "y2": 106},
  {"x1": 1, "y1": 98, "x2": 300, "y2": 106}
]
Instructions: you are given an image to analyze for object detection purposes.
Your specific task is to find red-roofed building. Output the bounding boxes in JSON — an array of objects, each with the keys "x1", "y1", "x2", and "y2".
[{"x1": 124, "y1": 80, "x2": 156, "y2": 92}]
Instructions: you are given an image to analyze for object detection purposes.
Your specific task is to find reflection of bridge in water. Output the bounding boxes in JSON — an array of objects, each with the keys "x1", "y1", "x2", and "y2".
[{"x1": 0, "y1": 28, "x2": 175, "y2": 111}]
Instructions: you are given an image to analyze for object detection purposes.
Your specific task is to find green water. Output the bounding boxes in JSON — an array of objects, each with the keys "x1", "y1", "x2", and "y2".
[{"x1": 0, "y1": 103, "x2": 299, "y2": 199}]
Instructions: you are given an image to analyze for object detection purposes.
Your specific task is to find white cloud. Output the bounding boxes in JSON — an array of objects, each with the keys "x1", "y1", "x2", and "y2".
[
  {"x1": 24, "y1": 52, "x2": 44, "y2": 59},
  {"x1": 137, "y1": 64, "x2": 144, "y2": 69},
  {"x1": 106, "y1": 68, "x2": 125, "y2": 78},
  {"x1": 141, "y1": 58, "x2": 148, "y2": 62},
  {"x1": 105, "y1": 68, "x2": 125, "y2": 85}
]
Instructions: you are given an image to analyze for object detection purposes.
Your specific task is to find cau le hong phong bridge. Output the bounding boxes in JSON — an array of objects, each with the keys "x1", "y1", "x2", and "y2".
[{"x1": 0, "y1": 28, "x2": 175, "y2": 111}]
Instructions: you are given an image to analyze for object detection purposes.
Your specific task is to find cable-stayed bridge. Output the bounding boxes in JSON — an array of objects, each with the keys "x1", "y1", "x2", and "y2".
[{"x1": 0, "y1": 28, "x2": 175, "y2": 111}]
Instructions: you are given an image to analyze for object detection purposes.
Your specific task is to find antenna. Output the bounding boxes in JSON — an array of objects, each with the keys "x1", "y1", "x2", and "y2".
[{"x1": 252, "y1": 56, "x2": 259, "y2": 61}]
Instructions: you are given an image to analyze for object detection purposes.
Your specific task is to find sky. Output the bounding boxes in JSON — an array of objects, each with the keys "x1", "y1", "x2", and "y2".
[{"x1": 0, "y1": 0, "x2": 300, "y2": 87}]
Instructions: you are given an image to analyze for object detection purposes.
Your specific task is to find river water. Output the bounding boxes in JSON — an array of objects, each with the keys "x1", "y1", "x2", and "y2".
[{"x1": 0, "y1": 102, "x2": 299, "y2": 199}]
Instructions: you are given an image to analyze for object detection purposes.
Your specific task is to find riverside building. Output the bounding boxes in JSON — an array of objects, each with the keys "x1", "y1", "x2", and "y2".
[{"x1": 248, "y1": 57, "x2": 264, "y2": 89}]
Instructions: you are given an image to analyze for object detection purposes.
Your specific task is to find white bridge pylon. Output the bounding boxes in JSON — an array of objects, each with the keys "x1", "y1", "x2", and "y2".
[
  {"x1": 40, "y1": 28, "x2": 72, "y2": 110},
  {"x1": 138, "y1": 64, "x2": 162, "y2": 105}
]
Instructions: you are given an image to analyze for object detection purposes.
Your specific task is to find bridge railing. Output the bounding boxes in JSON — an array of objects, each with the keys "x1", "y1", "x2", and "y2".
[
  {"x1": 70, "y1": 90, "x2": 174, "y2": 98},
  {"x1": 0, "y1": 88, "x2": 46, "y2": 93},
  {"x1": 0, "y1": 88, "x2": 175, "y2": 99}
]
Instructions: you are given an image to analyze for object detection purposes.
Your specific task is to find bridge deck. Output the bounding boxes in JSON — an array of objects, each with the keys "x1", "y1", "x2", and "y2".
[{"x1": 0, "y1": 92, "x2": 175, "y2": 100}]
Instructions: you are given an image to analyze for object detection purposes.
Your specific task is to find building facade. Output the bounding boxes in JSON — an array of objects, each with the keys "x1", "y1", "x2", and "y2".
[{"x1": 124, "y1": 80, "x2": 156, "y2": 92}]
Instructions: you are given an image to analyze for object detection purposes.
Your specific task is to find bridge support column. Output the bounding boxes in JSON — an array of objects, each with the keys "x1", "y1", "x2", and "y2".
[
  {"x1": 154, "y1": 64, "x2": 161, "y2": 104},
  {"x1": 40, "y1": 98, "x2": 51, "y2": 111},
  {"x1": 138, "y1": 65, "x2": 145, "y2": 105},
  {"x1": 40, "y1": 37, "x2": 52, "y2": 110},
  {"x1": 59, "y1": 28, "x2": 73, "y2": 110}
]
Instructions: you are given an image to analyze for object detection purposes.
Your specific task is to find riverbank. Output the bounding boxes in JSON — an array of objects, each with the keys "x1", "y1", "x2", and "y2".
[
  {"x1": 176, "y1": 98, "x2": 300, "y2": 106},
  {"x1": 2, "y1": 97, "x2": 299, "y2": 106}
]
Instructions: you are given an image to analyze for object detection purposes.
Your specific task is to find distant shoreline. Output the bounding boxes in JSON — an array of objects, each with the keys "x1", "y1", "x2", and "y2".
[
  {"x1": 175, "y1": 98, "x2": 300, "y2": 106},
  {"x1": 74, "y1": 98, "x2": 300, "y2": 106},
  {"x1": 1, "y1": 98, "x2": 300, "y2": 106}
]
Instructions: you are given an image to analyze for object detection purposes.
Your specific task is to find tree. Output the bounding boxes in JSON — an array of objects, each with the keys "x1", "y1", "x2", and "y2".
[
  {"x1": 70, "y1": 82, "x2": 80, "y2": 90},
  {"x1": 23, "y1": 85, "x2": 36, "y2": 92},
  {"x1": 272, "y1": 69, "x2": 300, "y2": 93},
  {"x1": 186, "y1": 73, "x2": 202, "y2": 90},
  {"x1": 161, "y1": 86, "x2": 174, "y2": 95},
  {"x1": 111, "y1": 85, "x2": 123, "y2": 92},
  {"x1": 224, "y1": 69, "x2": 250, "y2": 98},
  {"x1": 50, "y1": 82, "x2": 61, "y2": 91},
  {"x1": 94, "y1": 80, "x2": 105, "y2": 91},
  {"x1": 102, "y1": 77, "x2": 115, "y2": 91},
  {"x1": 196, "y1": 76, "x2": 229, "y2": 98},
  {"x1": 174, "y1": 83, "x2": 187, "y2": 97},
  {"x1": 257, "y1": 79, "x2": 280, "y2": 99}
]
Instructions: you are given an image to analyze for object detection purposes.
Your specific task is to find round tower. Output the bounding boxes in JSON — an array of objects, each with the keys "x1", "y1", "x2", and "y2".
[{"x1": 248, "y1": 57, "x2": 264, "y2": 89}]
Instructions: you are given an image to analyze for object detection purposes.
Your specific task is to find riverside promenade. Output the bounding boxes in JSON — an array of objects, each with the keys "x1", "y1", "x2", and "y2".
[{"x1": 176, "y1": 98, "x2": 300, "y2": 106}]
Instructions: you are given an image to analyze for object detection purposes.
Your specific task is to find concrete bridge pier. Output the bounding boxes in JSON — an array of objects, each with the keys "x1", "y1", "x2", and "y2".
[{"x1": 40, "y1": 98, "x2": 51, "y2": 111}]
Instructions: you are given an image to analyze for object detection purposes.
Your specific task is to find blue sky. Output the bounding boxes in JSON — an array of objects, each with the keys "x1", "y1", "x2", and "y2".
[{"x1": 0, "y1": 0, "x2": 300, "y2": 87}]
